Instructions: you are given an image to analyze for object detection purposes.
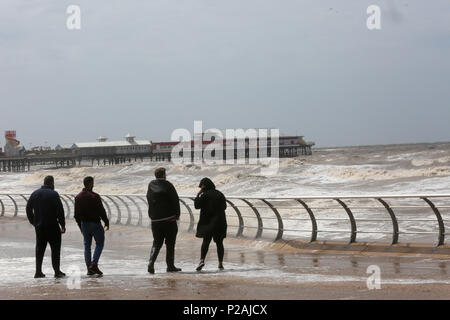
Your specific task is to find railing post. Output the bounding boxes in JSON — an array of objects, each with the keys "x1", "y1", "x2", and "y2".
[
  {"x1": 179, "y1": 198, "x2": 195, "y2": 232},
  {"x1": 0, "y1": 198, "x2": 4, "y2": 216},
  {"x1": 63, "y1": 195, "x2": 76, "y2": 219},
  {"x1": 296, "y1": 199, "x2": 318, "y2": 242},
  {"x1": 335, "y1": 198, "x2": 357, "y2": 244},
  {"x1": 241, "y1": 199, "x2": 263, "y2": 239},
  {"x1": 6, "y1": 195, "x2": 18, "y2": 217},
  {"x1": 137, "y1": 196, "x2": 150, "y2": 227},
  {"x1": 114, "y1": 196, "x2": 132, "y2": 225},
  {"x1": 105, "y1": 196, "x2": 122, "y2": 225},
  {"x1": 422, "y1": 197, "x2": 445, "y2": 246},
  {"x1": 377, "y1": 198, "x2": 399, "y2": 245},
  {"x1": 226, "y1": 199, "x2": 244, "y2": 237},
  {"x1": 59, "y1": 195, "x2": 71, "y2": 219},
  {"x1": 261, "y1": 199, "x2": 283, "y2": 241},
  {"x1": 101, "y1": 197, "x2": 112, "y2": 220},
  {"x1": 125, "y1": 196, "x2": 142, "y2": 226}
]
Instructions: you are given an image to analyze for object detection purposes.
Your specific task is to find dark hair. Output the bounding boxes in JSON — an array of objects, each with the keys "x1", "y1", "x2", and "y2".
[
  {"x1": 43, "y1": 175, "x2": 54, "y2": 186},
  {"x1": 83, "y1": 176, "x2": 94, "y2": 187},
  {"x1": 199, "y1": 177, "x2": 215, "y2": 190},
  {"x1": 154, "y1": 167, "x2": 166, "y2": 179}
]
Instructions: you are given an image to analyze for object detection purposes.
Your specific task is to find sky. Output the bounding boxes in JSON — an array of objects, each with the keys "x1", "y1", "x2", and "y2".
[{"x1": 1, "y1": 0, "x2": 449, "y2": 148}]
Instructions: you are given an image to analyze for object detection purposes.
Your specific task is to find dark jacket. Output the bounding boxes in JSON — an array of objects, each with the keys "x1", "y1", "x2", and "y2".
[
  {"x1": 194, "y1": 178, "x2": 227, "y2": 239},
  {"x1": 146, "y1": 178, "x2": 180, "y2": 222},
  {"x1": 26, "y1": 186, "x2": 65, "y2": 229},
  {"x1": 74, "y1": 188, "x2": 109, "y2": 229}
]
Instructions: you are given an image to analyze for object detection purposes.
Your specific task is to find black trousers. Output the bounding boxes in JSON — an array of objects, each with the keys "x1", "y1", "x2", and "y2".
[
  {"x1": 149, "y1": 220, "x2": 178, "y2": 267},
  {"x1": 201, "y1": 236, "x2": 224, "y2": 262},
  {"x1": 35, "y1": 225, "x2": 61, "y2": 273}
]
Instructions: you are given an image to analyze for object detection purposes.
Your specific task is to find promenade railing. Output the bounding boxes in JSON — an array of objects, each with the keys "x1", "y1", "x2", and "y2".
[{"x1": 1, "y1": 193, "x2": 448, "y2": 247}]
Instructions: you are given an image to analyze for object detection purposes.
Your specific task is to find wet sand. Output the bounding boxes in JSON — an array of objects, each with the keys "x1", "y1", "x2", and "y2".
[{"x1": 0, "y1": 217, "x2": 449, "y2": 300}]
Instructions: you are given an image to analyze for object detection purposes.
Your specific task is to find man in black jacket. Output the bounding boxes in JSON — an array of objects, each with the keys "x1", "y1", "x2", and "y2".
[
  {"x1": 146, "y1": 167, "x2": 181, "y2": 274},
  {"x1": 74, "y1": 176, "x2": 109, "y2": 276},
  {"x1": 26, "y1": 176, "x2": 66, "y2": 278}
]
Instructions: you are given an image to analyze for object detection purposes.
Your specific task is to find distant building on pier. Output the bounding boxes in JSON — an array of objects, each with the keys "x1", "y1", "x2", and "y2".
[
  {"x1": 54, "y1": 132, "x2": 314, "y2": 160},
  {"x1": 55, "y1": 134, "x2": 152, "y2": 156}
]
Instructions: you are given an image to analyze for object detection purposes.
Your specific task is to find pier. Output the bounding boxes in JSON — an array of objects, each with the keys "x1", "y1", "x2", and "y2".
[{"x1": 0, "y1": 143, "x2": 313, "y2": 172}]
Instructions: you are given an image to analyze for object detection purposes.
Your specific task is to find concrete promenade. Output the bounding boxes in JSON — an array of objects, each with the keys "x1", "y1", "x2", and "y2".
[{"x1": 0, "y1": 217, "x2": 449, "y2": 300}]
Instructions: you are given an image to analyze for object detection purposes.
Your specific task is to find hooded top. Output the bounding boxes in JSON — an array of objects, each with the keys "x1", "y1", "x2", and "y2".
[
  {"x1": 194, "y1": 177, "x2": 227, "y2": 238},
  {"x1": 146, "y1": 178, "x2": 180, "y2": 222},
  {"x1": 199, "y1": 177, "x2": 216, "y2": 191}
]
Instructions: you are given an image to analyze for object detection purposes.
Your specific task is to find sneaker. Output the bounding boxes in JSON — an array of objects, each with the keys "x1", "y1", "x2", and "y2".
[
  {"x1": 91, "y1": 265, "x2": 103, "y2": 276},
  {"x1": 148, "y1": 263, "x2": 155, "y2": 274},
  {"x1": 54, "y1": 271, "x2": 66, "y2": 278},
  {"x1": 34, "y1": 272, "x2": 46, "y2": 279},
  {"x1": 166, "y1": 266, "x2": 182, "y2": 272},
  {"x1": 196, "y1": 261, "x2": 205, "y2": 271}
]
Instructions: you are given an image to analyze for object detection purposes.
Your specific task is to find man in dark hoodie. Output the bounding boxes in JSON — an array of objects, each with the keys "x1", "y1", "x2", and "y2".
[
  {"x1": 146, "y1": 167, "x2": 181, "y2": 274},
  {"x1": 26, "y1": 176, "x2": 66, "y2": 278},
  {"x1": 74, "y1": 176, "x2": 109, "y2": 276}
]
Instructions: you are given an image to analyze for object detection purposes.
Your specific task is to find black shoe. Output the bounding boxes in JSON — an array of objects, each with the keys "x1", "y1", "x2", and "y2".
[
  {"x1": 166, "y1": 266, "x2": 182, "y2": 272},
  {"x1": 196, "y1": 261, "x2": 205, "y2": 272},
  {"x1": 34, "y1": 272, "x2": 46, "y2": 278},
  {"x1": 54, "y1": 271, "x2": 66, "y2": 278},
  {"x1": 148, "y1": 263, "x2": 155, "y2": 274},
  {"x1": 218, "y1": 263, "x2": 224, "y2": 270},
  {"x1": 87, "y1": 265, "x2": 96, "y2": 276},
  {"x1": 91, "y1": 265, "x2": 103, "y2": 276}
]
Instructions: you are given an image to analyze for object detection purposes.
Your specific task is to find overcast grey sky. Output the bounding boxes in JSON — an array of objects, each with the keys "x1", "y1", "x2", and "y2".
[{"x1": 1, "y1": 0, "x2": 449, "y2": 148}]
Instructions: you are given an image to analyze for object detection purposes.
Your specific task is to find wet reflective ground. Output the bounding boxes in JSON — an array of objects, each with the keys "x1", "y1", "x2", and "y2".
[{"x1": 0, "y1": 217, "x2": 449, "y2": 299}]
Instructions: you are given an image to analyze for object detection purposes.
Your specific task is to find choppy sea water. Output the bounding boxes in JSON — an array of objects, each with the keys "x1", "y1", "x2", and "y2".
[
  {"x1": 0, "y1": 142, "x2": 449, "y2": 196},
  {"x1": 1, "y1": 142, "x2": 450, "y2": 244}
]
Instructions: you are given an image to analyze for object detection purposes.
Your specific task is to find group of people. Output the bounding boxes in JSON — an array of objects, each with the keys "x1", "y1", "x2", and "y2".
[{"x1": 25, "y1": 167, "x2": 227, "y2": 278}]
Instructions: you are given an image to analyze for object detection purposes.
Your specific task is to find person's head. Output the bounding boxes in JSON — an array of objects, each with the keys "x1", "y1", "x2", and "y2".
[
  {"x1": 199, "y1": 177, "x2": 215, "y2": 191},
  {"x1": 83, "y1": 176, "x2": 94, "y2": 190},
  {"x1": 154, "y1": 167, "x2": 166, "y2": 180},
  {"x1": 43, "y1": 176, "x2": 54, "y2": 190}
]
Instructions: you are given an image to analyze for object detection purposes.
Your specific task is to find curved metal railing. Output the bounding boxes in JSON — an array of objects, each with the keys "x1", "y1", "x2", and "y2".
[{"x1": 1, "y1": 193, "x2": 449, "y2": 247}]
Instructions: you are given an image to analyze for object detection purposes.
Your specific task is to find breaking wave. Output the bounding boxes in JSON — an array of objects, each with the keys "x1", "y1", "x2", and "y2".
[{"x1": 0, "y1": 141, "x2": 449, "y2": 197}]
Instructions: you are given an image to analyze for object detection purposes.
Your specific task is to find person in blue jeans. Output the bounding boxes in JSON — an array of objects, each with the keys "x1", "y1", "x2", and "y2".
[{"x1": 74, "y1": 176, "x2": 109, "y2": 276}]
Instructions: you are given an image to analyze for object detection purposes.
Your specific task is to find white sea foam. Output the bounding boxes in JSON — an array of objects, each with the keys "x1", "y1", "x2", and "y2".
[{"x1": 0, "y1": 142, "x2": 448, "y2": 197}]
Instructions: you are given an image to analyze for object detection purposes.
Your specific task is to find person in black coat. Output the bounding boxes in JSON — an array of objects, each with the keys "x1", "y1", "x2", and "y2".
[
  {"x1": 26, "y1": 176, "x2": 66, "y2": 278},
  {"x1": 146, "y1": 167, "x2": 181, "y2": 274},
  {"x1": 194, "y1": 177, "x2": 227, "y2": 271}
]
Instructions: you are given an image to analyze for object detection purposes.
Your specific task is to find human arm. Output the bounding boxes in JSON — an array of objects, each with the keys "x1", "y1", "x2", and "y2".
[
  {"x1": 55, "y1": 193, "x2": 66, "y2": 233},
  {"x1": 26, "y1": 193, "x2": 35, "y2": 226},
  {"x1": 74, "y1": 197, "x2": 82, "y2": 231},
  {"x1": 97, "y1": 195, "x2": 109, "y2": 230}
]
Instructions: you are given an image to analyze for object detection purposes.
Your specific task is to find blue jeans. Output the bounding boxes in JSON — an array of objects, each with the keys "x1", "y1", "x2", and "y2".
[{"x1": 81, "y1": 222, "x2": 105, "y2": 267}]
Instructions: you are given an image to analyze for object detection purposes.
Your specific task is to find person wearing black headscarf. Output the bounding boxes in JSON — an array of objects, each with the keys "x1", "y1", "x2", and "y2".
[{"x1": 194, "y1": 177, "x2": 227, "y2": 271}]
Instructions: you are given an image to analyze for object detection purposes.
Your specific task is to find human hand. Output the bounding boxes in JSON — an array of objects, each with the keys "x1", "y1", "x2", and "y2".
[
  {"x1": 61, "y1": 227, "x2": 66, "y2": 234},
  {"x1": 104, "y1": 225, "x2": 110, "y2": 231}
]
